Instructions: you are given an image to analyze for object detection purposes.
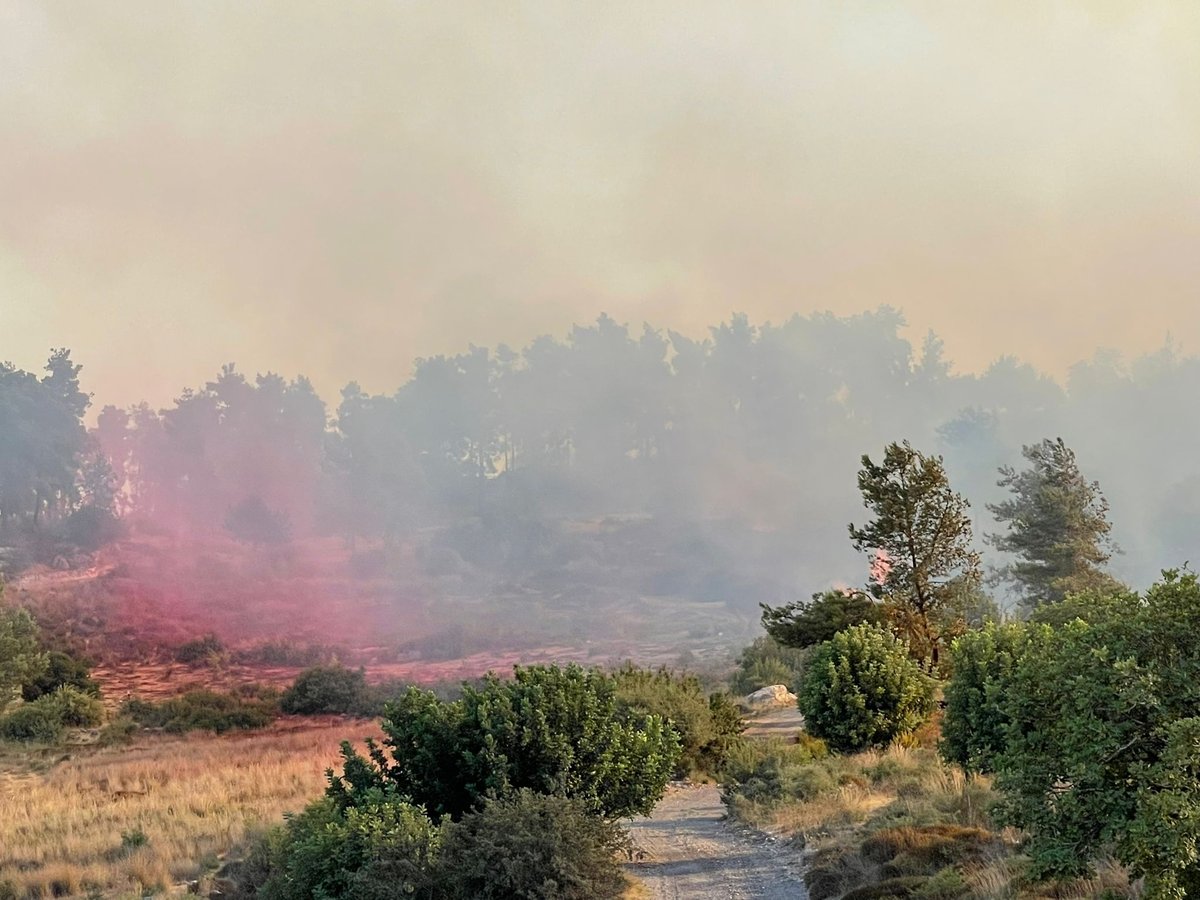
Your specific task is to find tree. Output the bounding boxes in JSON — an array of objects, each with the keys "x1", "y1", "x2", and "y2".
[
  {"x1": 994, "y1": 572, "x2": 1200, "y2": 897},
  {"x1": 796, "y1": 623, "x2": 935, "y2": 753},
  {"x1": 760, "y1": 589, "x2": 885, "y2": 650},
  {"x1": 0, "y1": 605, "x2": 46, "y2": 706},
  {"x1": 327, "y1": 664, "x2": 680, "y2": 821},
  {"x1": 987, "y1": 437, "x2": 1119, "y2": 610},
  {"x1": 849, "y1": 441, "x2": 981, "y2": 667}
]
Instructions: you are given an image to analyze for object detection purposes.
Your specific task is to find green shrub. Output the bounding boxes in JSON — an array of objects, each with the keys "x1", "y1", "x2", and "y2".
[
  {"x1": 798, "y1": 624, "x2": 936, "y2": 753},
  {"x1": 120, "y1": 827, "x2": 149, "y2": 852},
  {"x1": 437, "y1": 790, "x2": 626, "y2": 900},
  {"x1": 612, "y1": 664, "x2": 744, "y2": 776},
  {"x1": 328, "y1": 664, "x2": 681, "y2": 821},
  {"x1": 122, "y1": 687, "x2": 277, "y2": 733},
  {"x1": 258, "y1": 795, "x2": 441, "y2": 900},
  {"x1": 281, "y1": 665, "x2": 370, "y2": 715},
  {"x1": 729, "y1": 636, "x2": 811, "y2": 695},
  {"x1": 48, "y1": 684, "x2": 104, "y2": 726},
  {"x1": 0, "y1": 698, "x2": 64, "y2": 742},
  {"x1": 21, "y1": 649, "x2": 99, "y2": 701},
  {"x1": 720, "y1": 736, "x2": 834, "y2": 819},
  {"x1": 98, "y1": 716, "x2": 138, "y2": 745},
  {"x1": 939, "y1": 623, "x2": 1031, "y2": 773},
  {"x1": 994, "y1": 572, "x2": 1200, "y2": 894}
]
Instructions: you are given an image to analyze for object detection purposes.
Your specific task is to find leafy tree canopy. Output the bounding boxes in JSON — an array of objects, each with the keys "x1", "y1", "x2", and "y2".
[
  {"x1": 760, "y1": 589, "x2": 885, "y2": 650},
  {"x1": 0, "y1": 604, "x2": 46, "y2": 706}
]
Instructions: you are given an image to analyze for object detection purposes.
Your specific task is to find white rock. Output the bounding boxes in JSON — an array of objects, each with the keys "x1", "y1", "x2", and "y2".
[{"x1": 744, "y1": 684, "x2": 797, "y2": 708}]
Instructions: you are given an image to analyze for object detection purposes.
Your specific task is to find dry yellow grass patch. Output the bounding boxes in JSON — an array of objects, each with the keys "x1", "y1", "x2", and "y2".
[{"x1": 0, "y1": 719, "x2": 381, "y2": 899}]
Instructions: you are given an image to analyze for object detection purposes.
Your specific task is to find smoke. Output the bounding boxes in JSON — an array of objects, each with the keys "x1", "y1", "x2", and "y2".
[{"x1": 1, "y1": 1, "x2": 1198, "y2": 409}]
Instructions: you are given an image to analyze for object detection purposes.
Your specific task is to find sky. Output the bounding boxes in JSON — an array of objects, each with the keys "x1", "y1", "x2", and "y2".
[{"x1": 1, "y1": 1, "x2": 1197, "y2": 410}]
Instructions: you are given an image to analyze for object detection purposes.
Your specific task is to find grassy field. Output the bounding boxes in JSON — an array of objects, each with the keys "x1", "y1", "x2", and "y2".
[
  {"x1": 0, "y1": 719, "x2": 380, "y2": 900},
  {"x1": 723, "y1": 735, "x2": 1135, "y2": 900}
]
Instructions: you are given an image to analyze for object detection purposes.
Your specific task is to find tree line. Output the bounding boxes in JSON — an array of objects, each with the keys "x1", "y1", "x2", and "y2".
[{"x1": 4, "y1": 309, "x2": 1200, "y2": 602}]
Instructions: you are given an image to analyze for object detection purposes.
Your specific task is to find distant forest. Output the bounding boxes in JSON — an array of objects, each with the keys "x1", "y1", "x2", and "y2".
[{"x1": 3, "y1": 308, "x2": 1199, "y2": 611}]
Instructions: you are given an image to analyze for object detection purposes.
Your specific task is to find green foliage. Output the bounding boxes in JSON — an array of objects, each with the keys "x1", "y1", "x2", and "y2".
[
  {"x1": 798, "y1": 624, "x2": 936, "y2": 753},
  {"x1": 280, "y1": 665, "x2": 371, "y2": 715},
  {"x1": 994, "y1": 572, "x2": 1200, "y2": 897},
  {"x1": 761, "y1": 590, "x2": 885, "y2": 650},
  {"x1": 46, "y1": 684, "x2": 104, "y2": 726},
  {"x1": 730, "y1": 636, "x2": 812, "y2": 695},
  {"x1": 121, "y1": 687, "x2": 277, "y2": 733},
  {"x1": 849, "y1": 442, "x2": 981, "y2": 668},
  {"x1": 174, "y1": 633, "x2": 227, "y2": 665},
  {"x1": 723, "y1": 749, "x2": 836, "y2": 808},
  {"x1": 437, "y1": 790, "x2": 627, "y2": 900},
  {"x1": 258, "y1": 795, "x2": 441, "y2": 900},
  {"x1": 328, "y1": 664, "x2": 681, "y2": 821},
  {"x1": 987, "y1": 437, "x2": 1120, "y2": 610},
  {"x1": 120, "y1": 827, "x2": 149, "y2": 852},
  {"x1": 0, "y1": 351, "x2": 89, "y2": 531},
  {"x1": 0, "y1": 683, "x2": 102, "y2": 741},
  {"x1": 612, "y1": 664, "x2": 744, "y2": 776},
  {"x1": 0, "y1": 606, "x2": 46, "y2": 704},
  {"x1": 21, "y1": 649, "x2": 99, "y2": 701},
  {"x1": 939, "y1": 623, "x2": 1031, "y2": 773},
  {"x1": 0, "y1": 698, "x2": 65, "y2": 742}
]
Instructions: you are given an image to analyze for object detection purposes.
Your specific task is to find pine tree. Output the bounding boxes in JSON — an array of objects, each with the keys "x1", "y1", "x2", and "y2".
[
  {"x1": 849, "y1": 441, "x2": 981, "y2": 668},
  {"x1": 987, "y1": 437, "x2": 1119, "y2": 610}
]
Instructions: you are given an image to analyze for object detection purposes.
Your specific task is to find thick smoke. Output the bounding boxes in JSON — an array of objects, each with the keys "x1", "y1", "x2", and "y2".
[
  {"x1": 51, "y1": 310, "x2": 1200, "y2": 656},
  {"x1": 2, "y1": 2, "x2": 1198, "y2": 407}
]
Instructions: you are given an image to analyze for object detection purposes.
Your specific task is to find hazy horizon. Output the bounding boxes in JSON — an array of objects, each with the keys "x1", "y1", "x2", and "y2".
[{"x1": 3, "y1": 1, "x2": 1198, "y2": 409}]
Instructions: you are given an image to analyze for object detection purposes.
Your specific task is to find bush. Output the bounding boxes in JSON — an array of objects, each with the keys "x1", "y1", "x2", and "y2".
[
  {"x1": 437, "y1": 791, "x2": 626, "y2": 900},
  {"x1": 0, "y1": 698, "x2": 64, "y2": 742},
  {"x1": 612, "y1": 664, "x2": 744, "y2": 776},
  {"x1": 939, "y1": 623, "x2": 1030, "y2": 773},
  {"x1": 21, "y1": 649, "x2": 99, "y2": 701},
  {"x1": 281, "y1": 665, "x2": 371, "y2": 715},
  {"x1": 175, "y1": 633, "x2": 227, "y2": 665},
  {"x1": 257, "y1": 795, "x2": 441, "y2": 900},
  {"x1": 122, "y1": 687, "x2": 277, "y2": 733},
  {"x1": 47, "y1": 685, "x2": 104, "y2": 726},
  {"x1": 994, "y1": 572, "x2": 1200, "y2": 894},
  {"x1": 798, "y1": 624, "x2": 936, "y2": 753},
  {"x1": 327, "y1": 664, "x2": 681, "y2": 821},
  {"x1": 729, "y1": 635, "x2": 810, "y2": 695}
]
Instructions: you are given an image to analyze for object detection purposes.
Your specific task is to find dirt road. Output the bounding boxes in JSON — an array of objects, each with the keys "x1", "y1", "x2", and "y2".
[{"x1": 624, "y1": 781, "x2": 808, "y2": 899}]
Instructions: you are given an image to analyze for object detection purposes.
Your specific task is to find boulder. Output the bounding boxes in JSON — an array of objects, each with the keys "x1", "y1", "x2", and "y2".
[{"x1": 745, "y1": 684, "x2": 797, "y2": 708}]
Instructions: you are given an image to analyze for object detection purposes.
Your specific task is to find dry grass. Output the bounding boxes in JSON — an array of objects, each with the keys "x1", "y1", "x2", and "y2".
[{"x1": 0, "y1": 718, "x2": 380, "y2": 899}]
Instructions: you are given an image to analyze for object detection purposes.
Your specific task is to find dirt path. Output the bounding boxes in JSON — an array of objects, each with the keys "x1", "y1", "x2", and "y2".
[{"x1": 625, "y1": 781, "x2": 808, "y2": 899}]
